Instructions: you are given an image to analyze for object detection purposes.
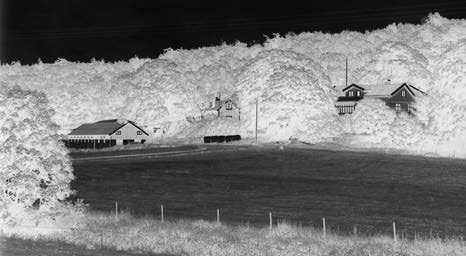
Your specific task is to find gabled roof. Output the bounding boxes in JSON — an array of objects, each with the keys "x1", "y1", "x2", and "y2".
[
  {"x1": 69, "y1": 119, "x2": 148, "y2": 136},
  {"x1": 342, "y1": 84, "x2": 365, "y2": 92},
  {"x1": 391, "y1": 83, "x2": 427, "y2": 96}
]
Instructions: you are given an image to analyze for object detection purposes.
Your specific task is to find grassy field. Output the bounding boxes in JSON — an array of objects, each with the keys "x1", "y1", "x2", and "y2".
[
  {"x1": 0, "y1": 235, "x2": 170, "y2": 256},
  {"x1": 70, "y1": 144, "x2": 466, "y2": 238},
  {"x1": 4, "y1": 211, "x2": 466, "y2": 256}
]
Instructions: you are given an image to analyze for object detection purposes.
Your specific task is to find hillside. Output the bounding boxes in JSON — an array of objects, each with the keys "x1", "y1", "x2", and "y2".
[{"x1": 0, "y1": 13, "x2": 465, "y2": 158}]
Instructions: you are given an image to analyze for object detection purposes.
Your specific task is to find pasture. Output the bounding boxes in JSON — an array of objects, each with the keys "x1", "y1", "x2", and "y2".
[{"x1": 70, "y1": 145, "x2": 466, "y2": 238}]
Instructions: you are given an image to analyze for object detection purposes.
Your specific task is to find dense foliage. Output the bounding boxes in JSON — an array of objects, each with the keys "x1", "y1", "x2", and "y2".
[
  {"x1": 0, "y1": 13, "x2": 464, "y2": 157},
  {"x1": 0, "y1": 86, "x2": 74, "y2": 224}
]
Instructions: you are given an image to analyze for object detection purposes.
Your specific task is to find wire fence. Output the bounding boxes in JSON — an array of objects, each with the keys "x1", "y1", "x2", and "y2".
[
  {"x1": 95, "y1": 200, "x2": 465, "y2": 238},
  {"x1": 11, "y1": 199, "x2": 464, "y2": 243},
  {"x1": 3, "y1": 202, "x2": 466, "y2": 256}
]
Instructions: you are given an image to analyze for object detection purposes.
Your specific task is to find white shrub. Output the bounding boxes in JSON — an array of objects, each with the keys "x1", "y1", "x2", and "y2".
[{"x1": 0, "y1": 85, "x2": 74, "y2": 225}]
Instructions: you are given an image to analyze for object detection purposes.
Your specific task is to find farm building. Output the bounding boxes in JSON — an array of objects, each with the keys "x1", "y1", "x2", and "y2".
[
  {"x1": 335, "y1": 82, "x2": 427, "y2": 115},
  {"x1": 200, "y1": 94, "x2": 240, "y2": 120},
  {"x1": 63, "y1": 119, "x2": 149, "y2": 149}
]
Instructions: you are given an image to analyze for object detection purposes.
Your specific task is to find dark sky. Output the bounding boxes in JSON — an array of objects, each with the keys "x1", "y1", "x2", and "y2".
[{"x1": 2, "y1": 0, "x2": 466, "y2": 64}]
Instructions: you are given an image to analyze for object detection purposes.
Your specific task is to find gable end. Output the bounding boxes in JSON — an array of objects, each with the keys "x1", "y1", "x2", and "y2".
[
  {"x1": 109, "y1": 123, "x2": 128, "y2": 136},
  {"x1": 128, "y1": 121, "x2": 149, "y2": 136},
  {"x1": 342, "y1": 84, "x2": 365, "y2": 92},
  {"x1": 109, "y1": 121, "x2": 149, "y2": 136},
  {"x1": 391, "y1": 83, "x2": 415, "y2": 96}
]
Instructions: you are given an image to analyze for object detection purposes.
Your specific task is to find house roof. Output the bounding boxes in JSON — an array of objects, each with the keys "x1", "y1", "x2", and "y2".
[
  {"x1": 342, "y1": 84, "x2": 365, "y2": 92},
  {"x1": 391, "y1": 83, "x2": 427, "y2": 96},
  {"x1": 337, "y1": 96, "x2": 362, "y2": 102},
  {"x1": 335, "y1": 101, "x2": 357, "y2": 107},
  {"x1": 353, "y1": 83, "x2": 427, "y2": 97},
  {"x1": 362, "y1": 83, "x2": 403, "y2": 97},
  {"x1": 69, "y1": 119, "x2": 148, "y2": 136}
]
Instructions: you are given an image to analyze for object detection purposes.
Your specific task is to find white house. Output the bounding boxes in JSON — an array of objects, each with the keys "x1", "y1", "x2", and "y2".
[
  {"x1": 200, "y1": 94, "x2": 240, "y2": 120},
  {"x1": 64, "y1": 119, "x2": 149, "y2": 149}
]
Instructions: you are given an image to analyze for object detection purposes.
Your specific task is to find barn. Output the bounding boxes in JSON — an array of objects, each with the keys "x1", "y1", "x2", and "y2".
[{"x1": 63, "y1": 119, "x2": 149, "y2": 149}]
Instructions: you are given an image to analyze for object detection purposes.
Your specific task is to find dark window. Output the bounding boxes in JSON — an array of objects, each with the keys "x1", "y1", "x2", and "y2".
[
  {"x1": 408, "y1": 104, "x2": 414, "y2": 113},
  {"x1": 137, "y1": 131, "x2": 142, "y2": 135},
  {"x1": 116, "y1": 130, "x2": 121, "y2": 135},
  {"x1": 225, "y1": 102, "x2": 233, "y2": 110}
]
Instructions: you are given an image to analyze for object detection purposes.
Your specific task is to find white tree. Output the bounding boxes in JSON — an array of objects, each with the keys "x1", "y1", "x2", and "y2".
[
  {"x1": 350, "y1": 98, "x2": 396, "y2": 141},
  {"x1": 0, "y1": 85, "x2": 74, "y2": 224}
]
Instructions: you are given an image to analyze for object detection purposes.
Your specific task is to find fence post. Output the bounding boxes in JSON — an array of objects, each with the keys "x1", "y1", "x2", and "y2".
[
  {"x1": 269, "y1": 212, "x2": 272, "y2": 231},
  {"x1": 393, "y1": 222, "x2": 397, "y2": 242},
  {"x1": 115, "y1": 201, "x2": 118, "y2": 219},
  {"x1": 353, "y1": 225, "x2": 358, "y2": 236},
  {"x1": 216, "y1": 208, "x2": 220, "y2": 224},
  {"x1": 161, "y1": 204, "x2": 164, "y2": 223},
  {"x1": 322, "y1": 218, "x2": 326, "y2": 238},
  {"x1": 100, "y1": 230, "x2": 103, "y2": 249}
]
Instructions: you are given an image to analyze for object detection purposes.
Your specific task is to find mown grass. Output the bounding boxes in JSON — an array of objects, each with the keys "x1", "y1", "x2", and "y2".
[
  {"x1": 3, "y1": 211, "x2": 466, "y2": 256},
  {"x1": 71, "y1": 146, "x2": 466, "y2": 238}
]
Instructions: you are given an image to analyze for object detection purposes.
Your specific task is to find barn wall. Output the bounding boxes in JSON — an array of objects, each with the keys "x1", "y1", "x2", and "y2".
[{"x1": 110, "y1": 123, "x2": 149, "y2": 144}]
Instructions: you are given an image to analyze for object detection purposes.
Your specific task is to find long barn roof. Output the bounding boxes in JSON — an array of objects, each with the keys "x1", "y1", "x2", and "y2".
[{"x1": 69, "y1": 119, "x2": 148, "y2": 136}]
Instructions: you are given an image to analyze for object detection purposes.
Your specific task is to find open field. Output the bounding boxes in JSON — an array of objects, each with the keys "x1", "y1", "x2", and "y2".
[{"x1": 70, "y1": 145, "x2": 466, "y2": 238}]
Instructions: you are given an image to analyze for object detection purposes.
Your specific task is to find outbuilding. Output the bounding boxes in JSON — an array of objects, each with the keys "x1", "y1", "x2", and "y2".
[
  {"x1": 201, "y1": 95, "x2": 240, "y2": 120},
  {"x1": 63, "y1": 119, "x2": 149, "y2": 149}
]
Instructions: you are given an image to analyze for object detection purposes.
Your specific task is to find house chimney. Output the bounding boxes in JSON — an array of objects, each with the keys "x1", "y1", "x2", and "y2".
[{"x1": 213, "y1": 92, "x2": 221, "y2": 108}]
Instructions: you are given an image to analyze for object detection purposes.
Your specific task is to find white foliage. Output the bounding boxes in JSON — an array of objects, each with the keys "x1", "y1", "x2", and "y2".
[
  {"x1": 0, "y1": 85, "x2": 74, "y2": 225},
  {"x1": 0, "y1": 13, "x2": 465, "y2": 157},
  {"x1": 350, "y1": 98, "x2": 396, "y2": 140}
]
